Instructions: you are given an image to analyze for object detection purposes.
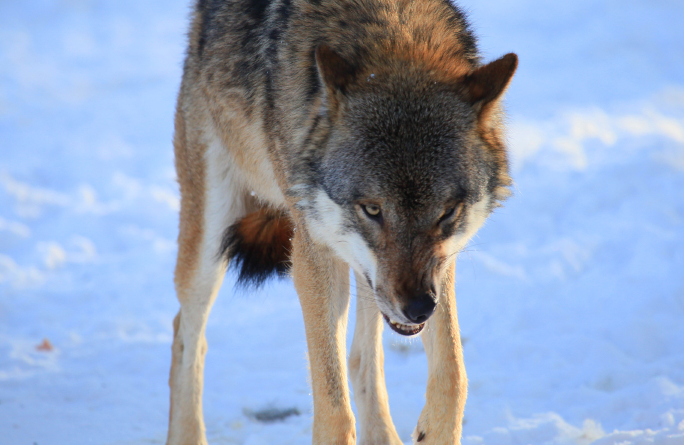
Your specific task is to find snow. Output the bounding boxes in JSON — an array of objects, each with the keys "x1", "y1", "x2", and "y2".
[{"x1": 1, "y1": 0, "x2": 683, "y2": 444}]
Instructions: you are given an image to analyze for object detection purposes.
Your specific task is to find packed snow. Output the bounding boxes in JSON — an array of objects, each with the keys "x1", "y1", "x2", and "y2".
[{"x1": 1, "y1": 0, "x2": 683, "y2": 444}]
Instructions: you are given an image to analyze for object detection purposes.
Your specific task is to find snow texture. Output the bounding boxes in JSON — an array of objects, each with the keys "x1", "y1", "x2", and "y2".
[{"x1": 1, "y1": 0, "x2": 683, "y2": 444}]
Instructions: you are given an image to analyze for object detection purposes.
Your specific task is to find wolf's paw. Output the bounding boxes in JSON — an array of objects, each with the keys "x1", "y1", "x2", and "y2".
[
  {"x1": 411, "y1": 427, "x2": 426, "y2": 444},
  {"x1": 357, "y1": 426, "x2": 404, "y2": 445},
  {"x1": 412, "y1": 419, "x2": 461, "y2": 445}
]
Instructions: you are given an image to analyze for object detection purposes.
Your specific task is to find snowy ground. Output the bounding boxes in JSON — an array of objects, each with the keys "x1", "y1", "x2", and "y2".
[{"x1": 1, "y1": 0, "x2": 683, "y2": 444}]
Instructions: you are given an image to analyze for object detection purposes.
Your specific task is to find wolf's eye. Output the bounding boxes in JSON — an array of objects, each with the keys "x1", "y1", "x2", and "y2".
[
  {"x1": 362, "y1": 204, "x2": 382, "y2": 219},
  {"x1": 439, "y1": 203, "x2": 463, "y2": 224}
]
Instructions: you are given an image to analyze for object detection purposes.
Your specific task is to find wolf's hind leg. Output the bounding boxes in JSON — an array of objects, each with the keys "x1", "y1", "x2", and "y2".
[
  {"x1": 167, "y1": 109, "x2": 248, "y2": 445},
  {"x1": 413, "y1": 262, "x2": 467, "y2": 445},
  {"x1": 168, "y1": 241, "x2": 230, "y2": 445},
  {"x1": 291, "y1": 228, "x2": 356, "y2": 444},
  {"x1": 349, "y1": 271, "x2": 403, "y2": 445}
]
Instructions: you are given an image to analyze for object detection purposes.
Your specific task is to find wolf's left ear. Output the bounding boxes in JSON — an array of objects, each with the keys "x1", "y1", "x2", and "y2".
[
  {"x1": 315, "y1": 44, "x2": 357, "y2": 95},
  {"x1": 462, "y1": 53, "x2": 518, "y2": 115}
]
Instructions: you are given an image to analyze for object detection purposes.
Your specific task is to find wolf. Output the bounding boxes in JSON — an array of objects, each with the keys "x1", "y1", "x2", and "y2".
[{"x1": 167, "y1": 0, "x2": 517, "y2": 443}]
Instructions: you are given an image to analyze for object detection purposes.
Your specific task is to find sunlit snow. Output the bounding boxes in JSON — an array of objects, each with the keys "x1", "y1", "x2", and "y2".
[{"x1": 1, "y1": 1, "x2": 683, "y2": 444}]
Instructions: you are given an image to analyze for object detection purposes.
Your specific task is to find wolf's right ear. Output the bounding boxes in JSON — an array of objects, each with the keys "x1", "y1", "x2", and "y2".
[
  {"x1": 315, "y1": 44, "x2": 357, "y2": 96},
  {"x1": 462, "y1": 53, "x2": 518, "y2": 116}
]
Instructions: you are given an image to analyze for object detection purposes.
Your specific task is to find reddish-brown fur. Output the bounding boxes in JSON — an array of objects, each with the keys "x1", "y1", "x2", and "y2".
[
  {"x1": 236, "y1": 209, "x2": 294, "y2": 256},
  {"x1": 225, "y1": 208, "x2": 295, "y2": 284},
  {"x1": 172, "y1": 97, "x2": 205, "y2": 296}
]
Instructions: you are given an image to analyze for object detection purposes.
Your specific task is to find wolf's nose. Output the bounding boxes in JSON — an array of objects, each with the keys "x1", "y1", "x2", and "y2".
[{"x1": 403, "y1": 294, "x2": 436, "y2": 324}]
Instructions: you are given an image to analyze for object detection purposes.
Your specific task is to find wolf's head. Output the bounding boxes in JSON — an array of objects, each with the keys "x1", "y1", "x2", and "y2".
[{"x1": 292, "y1": 45, "x2": 516, "y2": 335}]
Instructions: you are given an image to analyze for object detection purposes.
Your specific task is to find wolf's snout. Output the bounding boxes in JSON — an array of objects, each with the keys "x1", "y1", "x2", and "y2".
[{"x1": 402, "y1": 293, "x2": 437, "y2": 324}]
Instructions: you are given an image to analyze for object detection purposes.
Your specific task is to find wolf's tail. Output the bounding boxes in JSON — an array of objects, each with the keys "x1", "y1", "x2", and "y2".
[{"x1": 219, "y1": 208, "x2": 294, "y2": 287}]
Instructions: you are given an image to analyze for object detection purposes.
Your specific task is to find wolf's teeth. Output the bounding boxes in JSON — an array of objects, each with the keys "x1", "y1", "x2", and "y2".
[
  {"x1": 391, "y1": 320, "x2": 411, "y2": 330},
  {"x1": 383, "y1": 313, "x2": 425, "y2": 336}
]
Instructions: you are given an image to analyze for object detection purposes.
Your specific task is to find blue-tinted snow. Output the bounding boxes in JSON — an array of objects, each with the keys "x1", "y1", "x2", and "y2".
[{"x1": 0, "y1": 0, "x2": 683, "y2": 444}]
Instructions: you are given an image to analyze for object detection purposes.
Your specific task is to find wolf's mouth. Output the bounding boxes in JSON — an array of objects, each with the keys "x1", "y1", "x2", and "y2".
[{"x1": 382, "y1": 314, "x2": 425, "y2": 336}]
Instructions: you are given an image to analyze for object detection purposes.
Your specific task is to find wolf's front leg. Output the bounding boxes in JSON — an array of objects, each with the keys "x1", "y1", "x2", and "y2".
[
  {"x1": 414, "y1": 262, "x2": 467, "y2": 444},
  {"x1": 291, "y1": 229, "x2": 356, "y2": 445},
  {"x1": 349, "y1": 272, "x2": 403, "y2": 445}
]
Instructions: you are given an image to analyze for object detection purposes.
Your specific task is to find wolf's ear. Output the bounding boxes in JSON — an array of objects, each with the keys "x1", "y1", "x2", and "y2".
[
  {"x1": 462, "y1": 53, "x2": 518, "y2": 115},
  {"x1": 315, "y1": 44, "x2": 357, "y2": 95}
]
